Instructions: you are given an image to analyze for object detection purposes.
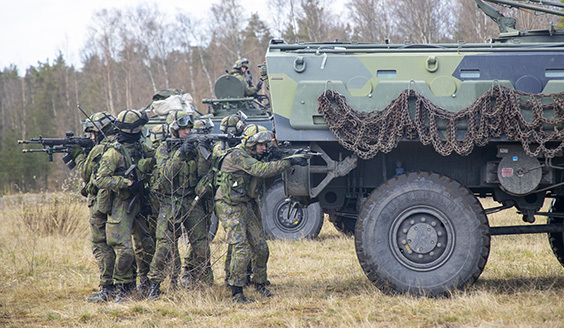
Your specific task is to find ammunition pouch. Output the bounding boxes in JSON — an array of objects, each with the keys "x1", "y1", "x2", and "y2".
[
  {"x1": 218, "y1": 171, "x2": 250, "y2": 205},
  {"x1": 96, "y1": 189, "x2": 113, "y2": 214}
]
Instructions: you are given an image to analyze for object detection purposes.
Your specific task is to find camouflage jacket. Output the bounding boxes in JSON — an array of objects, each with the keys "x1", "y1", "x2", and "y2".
[
  {"x1": 95, "y1": 141, "x2": 155, "y2": 200},
  {"x1": 215, "y1": 144, "x2": 290, "y2": 204},
  {"x1": 161, "y1": 142, "x2": 199, "y2": 197},
  {"x1": 231, "y1": 72, "x2": 257, "y2": 97}
]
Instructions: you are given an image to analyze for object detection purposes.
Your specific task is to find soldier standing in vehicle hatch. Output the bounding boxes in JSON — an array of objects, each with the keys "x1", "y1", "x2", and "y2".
[{"x1": 230, "y1": 58, "x2": 263, "y2": 97}]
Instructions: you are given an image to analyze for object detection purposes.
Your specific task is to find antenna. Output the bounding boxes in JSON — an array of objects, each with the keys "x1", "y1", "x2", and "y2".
[{"x1": 77, "y1": 105, "x2": 108, "y2": 140}]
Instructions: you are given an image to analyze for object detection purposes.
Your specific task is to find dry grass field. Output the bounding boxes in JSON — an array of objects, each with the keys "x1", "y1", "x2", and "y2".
[{"x1": 1, "y1": 193, "x2": 564, "y2": 327}]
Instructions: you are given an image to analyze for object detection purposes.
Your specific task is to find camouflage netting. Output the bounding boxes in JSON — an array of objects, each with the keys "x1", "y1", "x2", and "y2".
[{"x1": 317, "y1": 86, "x2": 564, "y2": 160}]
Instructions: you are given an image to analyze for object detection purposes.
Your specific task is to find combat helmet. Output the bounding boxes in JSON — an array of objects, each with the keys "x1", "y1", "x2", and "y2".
[
  {"x1": 167, "y1": 110, "x2": 194, "y2": 136},
  {"x1": 232, "y1": 58, "x2": 249, "y2": 71},
  {"x1": 115, "y1": 109, "x2": 148, "y2": 134},
  {"x1": 243, "y1": 124, "x2": 273, "y2": 148},
  {"x1": 83, "y1": 111, "x2": 115, "y2": 134},
  {"x1": 149, "y1": 124, "x2": 167, "y2": 144},
  {"x1": 193, "y1": 118, "x2": 214, "y2": 134},
  {"x1": 220, "y1": 111, "x2": 247, "y2": 136}
]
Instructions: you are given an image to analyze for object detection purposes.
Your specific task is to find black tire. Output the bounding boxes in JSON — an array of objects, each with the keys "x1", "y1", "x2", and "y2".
[
  {"x1": 261, "y1": 183, "x2": 324, "y2": 240},
  {"x1": 548, "y1": 198, "x2": 564, "y2": 267},
  {"x1": 355, "y1": 172, "x2": 490, "y2": 296},
  {"x1": 208, "y1": 213, "x2": 219, "y2": 241},
  {"x1": 329, "y1": 213, "x2": 356, "y2": 236}
]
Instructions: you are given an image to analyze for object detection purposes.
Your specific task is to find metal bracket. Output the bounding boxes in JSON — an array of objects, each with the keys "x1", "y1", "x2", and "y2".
[{"x1": 309, "y1": 142, "x2": 358, "y2": 198}]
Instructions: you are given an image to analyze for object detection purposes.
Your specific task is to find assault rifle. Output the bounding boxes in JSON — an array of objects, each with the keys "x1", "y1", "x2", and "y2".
[
  {"x1": 18, "y1": 131, "x2": 94, "y2": 168},
  {"x1": 166, "y1": 133, "x2": 244, "y2": 160},
  {"x1": 263, "y1": 143, "x2": 321, "y2": 162},
  {"x1": 125, "y1": 164, "x2": 152, "y2": 216}
]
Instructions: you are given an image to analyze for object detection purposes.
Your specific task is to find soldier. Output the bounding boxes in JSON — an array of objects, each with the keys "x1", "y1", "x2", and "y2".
[
  {"x1": 95, "y1": 109, "x2": 155, "y2": 303},
  {"x1": 68, "y1": 112, "x2": 119, "y2": 303},
  {"x1": 230, "y1": 58, "x2": 262, "y2": 97},
  {"x1": 147, "y1": 111, "x2": 213, "y2": 301},
  {"x1": 210, "y1": 113, "x2": 251, "y2": 286},
  {"x1": 214, "y1": 124, "x2": 308, "y2": 303}
]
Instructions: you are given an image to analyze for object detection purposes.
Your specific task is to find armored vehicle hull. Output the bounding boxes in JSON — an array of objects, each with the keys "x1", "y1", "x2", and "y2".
[{"x1": 265, "y1": 1, "x2": 564, "y2": 295}]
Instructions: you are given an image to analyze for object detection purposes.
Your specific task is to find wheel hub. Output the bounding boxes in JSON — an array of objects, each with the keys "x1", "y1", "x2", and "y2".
[
  {"x1": 390, "y1": 206, "x2": 455, "y2": 271},
  {"x1": 406, "y1": 222, "x2": 438, "y2": 254},
  {"x1": 276, "y1": 201, "x2": 304, "y2": 230}
]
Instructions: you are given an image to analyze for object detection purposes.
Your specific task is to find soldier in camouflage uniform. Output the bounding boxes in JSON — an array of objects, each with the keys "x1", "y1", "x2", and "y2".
[
  {"x1": 148, "y1": 111, "x2": 213, "y2": 300},
  {"x1": 95, "y1": 109, "x2": 155, "y2": 303},
  {"x1": 180, "y1": 118, "x2": 215, "y2": 287},
  {"x1": 68, "y1": 112, "x2": 119, "y2": 302},
  {"x1": 230, "y1": 58, "x2": 262, "y2": 97},
  {"x1": 210, "y1": 113, "x2": 251, "y2": 286},
  {"x1": 214, "y1": 125, "x2": 308, "y2": 303}
]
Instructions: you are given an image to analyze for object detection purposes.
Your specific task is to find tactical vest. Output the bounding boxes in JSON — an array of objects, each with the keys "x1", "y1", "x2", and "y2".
[
  {"x1": 110, "y1": 141, "x2": 146, "y2": 201},
  {"x1": 161, "y1": 146, "x2": 198, "y2": 197},
  {"x1": 84, "y1": 136, "x2": 117, "y2": 214},
  {"x1": 215, "y1": 148, "x2": 263, "y2": 205}
]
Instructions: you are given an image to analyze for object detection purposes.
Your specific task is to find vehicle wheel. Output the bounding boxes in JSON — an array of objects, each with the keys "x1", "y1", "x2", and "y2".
[
  {"x1": 208, "y1": 213, "x2": 219, "y2": 241},
  {"x1": 262, "y1": 183, "x2": 323, "y2": 240},
  {"x1": 329, "y1": 213, "x2": 356, "y2": 236},
  {"x1": 548, "y1": 198, "x2": 564, "y2": 267},
  {"x1": 355, "y1": 172, "x2": 490, "y2": 296}
]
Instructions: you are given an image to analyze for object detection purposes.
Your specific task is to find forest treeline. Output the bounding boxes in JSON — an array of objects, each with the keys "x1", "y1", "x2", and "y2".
[{"x1": 1, "y1": 0, "x2": 563, "y2": 193}]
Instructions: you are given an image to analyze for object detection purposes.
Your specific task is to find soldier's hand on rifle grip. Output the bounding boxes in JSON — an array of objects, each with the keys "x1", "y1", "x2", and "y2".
[
  {"x1": 128, "y1": 179, "x2": 144, "y2": 194},
  {"x1": 257, "y1": 80, "x2": 263, "y2": 91},
  {"x1": 288, "y1": 156, "x2": 308, "y2": 166},
  {"x1": 198, "y1": 137, "x2": 212, "y2": 152},
  {"x1": 180, "y1": 139, "x2": 195, "y2": 154},
  {"x1": 69, "y1": 144, "x2": 84, "y2": 159}
]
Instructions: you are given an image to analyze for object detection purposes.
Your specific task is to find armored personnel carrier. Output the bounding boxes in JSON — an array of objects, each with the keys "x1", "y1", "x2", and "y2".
[{"x1": 265, "y1": 0, "x2": 564, "y2": 295}]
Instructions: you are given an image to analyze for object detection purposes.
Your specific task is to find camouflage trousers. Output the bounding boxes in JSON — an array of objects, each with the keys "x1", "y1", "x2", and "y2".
[
  {"x1": 215, "y1": 199, "x2": 269, "y2": 287},
  {"x1": 106, "y1": 196, "x2": 141, "y2": 285},
  {"x1": 148, "y1": 194, "x2": 213, "y2": 284},
  {"x1": 89, "y1": 200, "x2": 115, "y2": 287},
  {"x1": 132, "y1": 214, "x2": 156, "y2": 285}
]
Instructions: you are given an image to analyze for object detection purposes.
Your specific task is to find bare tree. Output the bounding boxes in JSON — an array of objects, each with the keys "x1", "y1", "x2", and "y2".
[
  {"x1": 83, "y1": 8, "x2": 124, "y2": 114},
  {"x1": 210, "y1": 0, "x2": 247, "y2": 60},
  {"x1": 348, "y1": 0, "x2": 392, "y2": 43},
  {"x1": 127, "y1": 4, "x2": 176, "y2": 92},
  {"x1": 390, "y1": 0, "x2": 456, "y2": 43},
  {"x1": 296, "y1": 0, "x2": 332, "y2": 42},
  {"x1": 268, "y1": 0, "x2": 289, "y2": 38}
]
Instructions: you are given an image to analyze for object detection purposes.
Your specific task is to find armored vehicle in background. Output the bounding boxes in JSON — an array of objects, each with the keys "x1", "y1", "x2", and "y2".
[{"x1": 264, "y1": 0, "x2": 564, "y2": 295}]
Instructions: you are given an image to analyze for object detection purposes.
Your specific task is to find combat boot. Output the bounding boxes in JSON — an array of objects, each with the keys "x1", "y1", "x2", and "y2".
[
  {"x1": 231, "y1": 286, "x2": 255, "y2": 304},
  {"x1": 254, "y1": 283, "x2": 274, "y2": 298},
  {"x1": 136, "y1": 279, "x2": 151, "y2": 298},
  {"x1": 180, "y1": 272, "x2": 195, "y2": 289},
  {"x1": 114, "y1": 283, "x2": 133, "y2": 303},
  {"x1": 147, "y1": 281, "x2": 161, "y2": 301},
  {"x1": 85, "y1": 284, "x2": 114, "y2": 303},
  {"x1": 91, "y1": 284, "x2": 113, "y2": 297}
]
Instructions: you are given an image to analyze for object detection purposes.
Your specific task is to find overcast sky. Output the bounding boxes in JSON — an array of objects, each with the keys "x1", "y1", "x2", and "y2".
[{"x1": 0, "y1": 0, "x2": 295, "y2": 73}]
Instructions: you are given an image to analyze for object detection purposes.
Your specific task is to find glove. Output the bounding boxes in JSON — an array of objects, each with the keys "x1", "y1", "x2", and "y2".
[
  {"x1": 180, "y1": 139, "x2": 195, "y2": 154},
  {"x1": 198, "y1": 137, "x2": 212, "y2": 152},
  {"x1": 257, "y1": 80, "x2": 263, "y2": 90},
  {"x1": 69, "y1": 144, "x2": 84, "y2": 159},
  {"x1": 128, "y1": 179, "x2": 144, "y2": 194},
  {"x1": 288, "y1": 156, "x2": 308, "y2": 166}
]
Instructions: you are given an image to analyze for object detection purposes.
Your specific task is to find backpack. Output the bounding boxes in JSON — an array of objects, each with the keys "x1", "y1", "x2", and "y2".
[{"x1": 147, "y1": 89, "x2": 196, "y2": 117}]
